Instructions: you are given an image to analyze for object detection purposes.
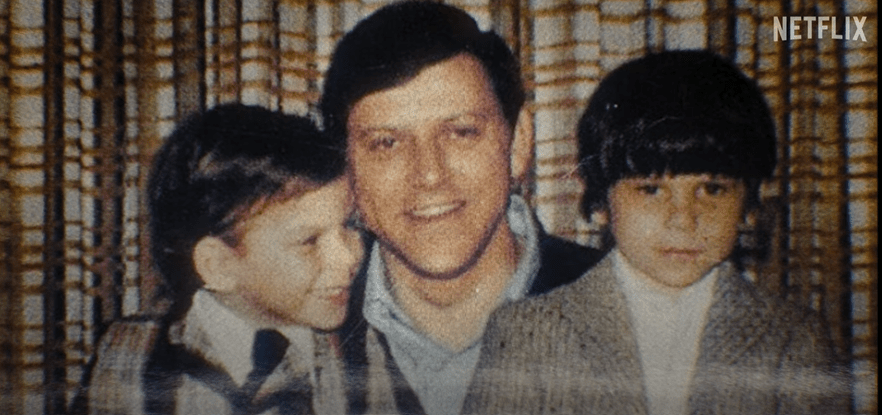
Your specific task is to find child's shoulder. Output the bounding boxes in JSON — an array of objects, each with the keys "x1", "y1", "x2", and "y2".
[
  {"x1": 75, "y1": 317, "x2": 168, "y2": 414},
  {"x1": 721, "y1": 269, "x2": 829, "y2": 338},
  {"x1": 92, "y1": 317, "x2": 166, "y2": 374}
]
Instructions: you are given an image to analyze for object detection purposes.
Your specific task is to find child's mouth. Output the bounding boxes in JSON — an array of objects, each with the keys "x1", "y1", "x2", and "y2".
[
  {"x1": 659, "y1": 248, "x2": 702, "y2": 260},
  {"x1": 325, "y1": 287, "x2": 350, "y2": 306}
]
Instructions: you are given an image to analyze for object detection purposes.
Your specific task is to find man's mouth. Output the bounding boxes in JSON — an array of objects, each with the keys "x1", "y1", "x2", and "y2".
[{"x1": 408, "y1": 201, "x2": 464, "y2": 219}]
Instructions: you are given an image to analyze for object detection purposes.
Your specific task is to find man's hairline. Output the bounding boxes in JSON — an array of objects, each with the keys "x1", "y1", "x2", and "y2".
[{"x1": 337, "y1": 51, "x2": 520, "y2": 147}]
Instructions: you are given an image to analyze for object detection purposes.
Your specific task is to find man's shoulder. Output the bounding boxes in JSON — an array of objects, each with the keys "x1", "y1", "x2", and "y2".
[{"x1": 531, "y1": 234, "x2": 606, "y2": 296}]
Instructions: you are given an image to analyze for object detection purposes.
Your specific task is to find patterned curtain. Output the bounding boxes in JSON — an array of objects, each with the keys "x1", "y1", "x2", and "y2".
[{"x1": 0, "y1": 0, "x2": 876, "y2": 413}]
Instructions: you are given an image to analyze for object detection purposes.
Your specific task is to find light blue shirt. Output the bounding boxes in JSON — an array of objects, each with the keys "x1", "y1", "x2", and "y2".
[{"x1": 362, "y1": 195, "x2": 541, "y2": 415}]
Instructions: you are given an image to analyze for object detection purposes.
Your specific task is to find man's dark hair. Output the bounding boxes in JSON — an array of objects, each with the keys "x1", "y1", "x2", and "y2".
[
  {"x1": 147, "y1": 103, "x2": 345, "y2": 318},
  {"x1": 320, "y1": 0, "x2": 525, "y2": 149},
  {"x1": 577, "y1": 50, "x2": 777, "y2": 216}
]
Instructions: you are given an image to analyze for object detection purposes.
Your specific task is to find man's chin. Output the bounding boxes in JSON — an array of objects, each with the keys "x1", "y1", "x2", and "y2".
[
  {"x1": 399, "y1": 251, "x2": 482, "y2": 282},
  {"x1": 380, "y1": 237, "x2": 508, "y2": 307}
]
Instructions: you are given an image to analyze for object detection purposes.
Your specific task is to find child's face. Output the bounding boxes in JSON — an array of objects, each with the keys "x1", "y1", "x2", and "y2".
[
  {"x1": 226, "y1": 179, "x2": 363, "y2": 330},
  {"x1": 607, "y1": 173, "x2": 745, "y2": 290}
]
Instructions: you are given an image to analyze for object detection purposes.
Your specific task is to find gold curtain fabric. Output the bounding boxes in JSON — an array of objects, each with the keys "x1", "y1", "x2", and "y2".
[{"x1": 0, "y1": 0, "x2": 876, "y2": 413}]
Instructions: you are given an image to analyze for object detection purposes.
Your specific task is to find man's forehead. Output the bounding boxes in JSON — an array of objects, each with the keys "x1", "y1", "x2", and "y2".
[{"x1": 347, "y1": 54, "x2": 503, "y2": 129}]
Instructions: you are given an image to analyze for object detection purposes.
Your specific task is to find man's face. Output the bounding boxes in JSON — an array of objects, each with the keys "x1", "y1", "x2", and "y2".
[
  {"x1": 224, "y1": 180, "x2": 363, "y2": 330},
  {"x1": 607, "y1": 174, "x2": 745, "y2": 289},
  {"x1": 346, "y1": 53, "x2": 526, "y2": 281}
]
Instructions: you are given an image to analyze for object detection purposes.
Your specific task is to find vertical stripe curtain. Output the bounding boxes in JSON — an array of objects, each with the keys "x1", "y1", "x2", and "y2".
[{"x1": 0, "y1": 0, "x2": 876, "y2": 413}]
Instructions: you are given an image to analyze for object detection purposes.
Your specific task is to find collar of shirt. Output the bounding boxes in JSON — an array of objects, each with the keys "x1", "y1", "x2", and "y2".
[
  {"x1": 175, "y1": 289, "x2": 315, "y2": 386},
  {"x1": 611, "y1": 249, "x2": 721, "y2": 415}
]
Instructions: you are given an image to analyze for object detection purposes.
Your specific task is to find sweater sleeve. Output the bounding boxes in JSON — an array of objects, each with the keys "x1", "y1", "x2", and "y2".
[
  {"x1": 75, "y1": 320, "x2": 162, "y2": 415},
  {"x1": 776, "y1": 310, "x2": 852, "y2": 415}
]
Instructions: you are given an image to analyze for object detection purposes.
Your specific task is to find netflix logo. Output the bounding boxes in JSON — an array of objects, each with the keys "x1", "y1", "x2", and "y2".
[{"x1": 773, "y1": 16, "x2": 868, "y2": 42}]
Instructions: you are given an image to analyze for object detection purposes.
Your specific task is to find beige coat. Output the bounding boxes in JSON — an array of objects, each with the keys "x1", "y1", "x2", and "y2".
[{"x1": 464, "y1": 254, "x2": 851, "y2": 415}]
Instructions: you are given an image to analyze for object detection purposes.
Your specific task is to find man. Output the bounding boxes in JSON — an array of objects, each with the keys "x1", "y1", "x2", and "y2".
[{"x1": 320, "y1": 2, "x2": 604, "y2": 414}]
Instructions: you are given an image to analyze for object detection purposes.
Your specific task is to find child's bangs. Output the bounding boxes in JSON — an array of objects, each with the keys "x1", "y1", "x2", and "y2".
[{"x1": 617, "y1": 118, "x2": 751, "y2": 180}]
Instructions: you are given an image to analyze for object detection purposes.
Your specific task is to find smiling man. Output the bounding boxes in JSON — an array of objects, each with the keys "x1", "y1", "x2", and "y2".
[{"x1": 320, "y1": 2, "x2": 604, "y2": 414}]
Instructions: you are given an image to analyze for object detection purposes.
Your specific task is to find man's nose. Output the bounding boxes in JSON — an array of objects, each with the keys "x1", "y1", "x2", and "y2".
[{"x1": 410, "y1": 135, "x2": 447, "y2": 188}]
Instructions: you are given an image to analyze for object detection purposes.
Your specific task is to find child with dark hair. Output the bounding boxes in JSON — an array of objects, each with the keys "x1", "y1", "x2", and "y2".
[
  {"x1": 72, "y1": 103, "x2": 364, "y2": 415},
  {"x1": 466, "y1": 51, "x2": 850, "y2": 415}
]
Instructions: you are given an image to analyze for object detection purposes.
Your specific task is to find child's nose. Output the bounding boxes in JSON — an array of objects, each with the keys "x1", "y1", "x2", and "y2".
[
  {"x1": 319, "y1": 230, "x2": 359, "y2": 285},
  {"x1": 666, "y1": 193, "x2": 700, "y2": 231}
]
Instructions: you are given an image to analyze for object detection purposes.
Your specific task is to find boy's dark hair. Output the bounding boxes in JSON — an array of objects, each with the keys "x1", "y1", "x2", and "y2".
[
  {"x1": 147, "y1": 103, "x2": 345, "y2": 318},
  {"x1": 320, "y1": 0, "x2": 524, "y2": 149},
  {"x1": 577, "y1": 50, "x2": 777, "y2": 216}
]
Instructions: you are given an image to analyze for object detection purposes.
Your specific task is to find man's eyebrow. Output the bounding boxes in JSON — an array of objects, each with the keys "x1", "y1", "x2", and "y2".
[
  {"x1": 350, "y1": 110, "x2": 498, "y2": 133},
  {"x1": 441, "y1": 111, "x2": 493, "y2": 123}
]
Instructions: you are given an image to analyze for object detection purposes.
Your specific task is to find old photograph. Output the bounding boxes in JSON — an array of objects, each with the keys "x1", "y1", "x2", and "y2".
[{"x1": 0, "y1": 0, "x2": 876, "y2": 414}]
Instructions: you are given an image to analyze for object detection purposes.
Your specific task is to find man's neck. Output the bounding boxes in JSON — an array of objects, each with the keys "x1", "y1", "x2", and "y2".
[{"x1": 383, "y1": 220, "x2": 522, "y2": 352}]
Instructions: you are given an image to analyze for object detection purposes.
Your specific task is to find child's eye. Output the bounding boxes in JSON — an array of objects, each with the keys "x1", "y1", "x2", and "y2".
[
  {"x1": 702, "y1": 182, "x2": 729, "y2": 196},
  {"x1": 300, "y1": 234, "x2": 320, "y2": 246},
  {"x1": 344, "y1": 215, "x2": 365, "y2": 231}
]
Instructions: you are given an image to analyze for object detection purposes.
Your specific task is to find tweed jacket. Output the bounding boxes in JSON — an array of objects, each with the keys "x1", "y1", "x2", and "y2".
[
  {"x1": 72, "y1": 315, "x2": 347, "y2": 415},
  {"x1": 339, "y1": 233, "x2": 606, "y2": 415},
  {"x1": 463, "y1": 254, "x2": 851, "y2": 415}
]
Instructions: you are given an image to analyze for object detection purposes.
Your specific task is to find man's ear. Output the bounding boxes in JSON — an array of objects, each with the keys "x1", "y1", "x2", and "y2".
[
  {"x1": 509, "y1": 108, "x2": 534, "y2": 184},
  {"x1": 192, "y1": 236, "x2": 239, "y2": 293}
]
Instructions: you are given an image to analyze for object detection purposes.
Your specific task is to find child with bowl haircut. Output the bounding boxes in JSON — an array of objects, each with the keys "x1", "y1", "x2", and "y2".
[
  {"x1": 465, "y1": 51, "x2": 850, "y2": 415},
  {"x1": 72, "y1": 104, "x2": 364, "y2": 415}
]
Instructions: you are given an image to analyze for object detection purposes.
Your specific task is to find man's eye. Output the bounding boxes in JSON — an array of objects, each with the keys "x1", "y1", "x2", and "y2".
[
  {"x1": 449, "y1": 126, "x2": 480, "y2": 139},
  {"x1": 369, "y1": 136, "x2": 398, "y2": 151}
]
